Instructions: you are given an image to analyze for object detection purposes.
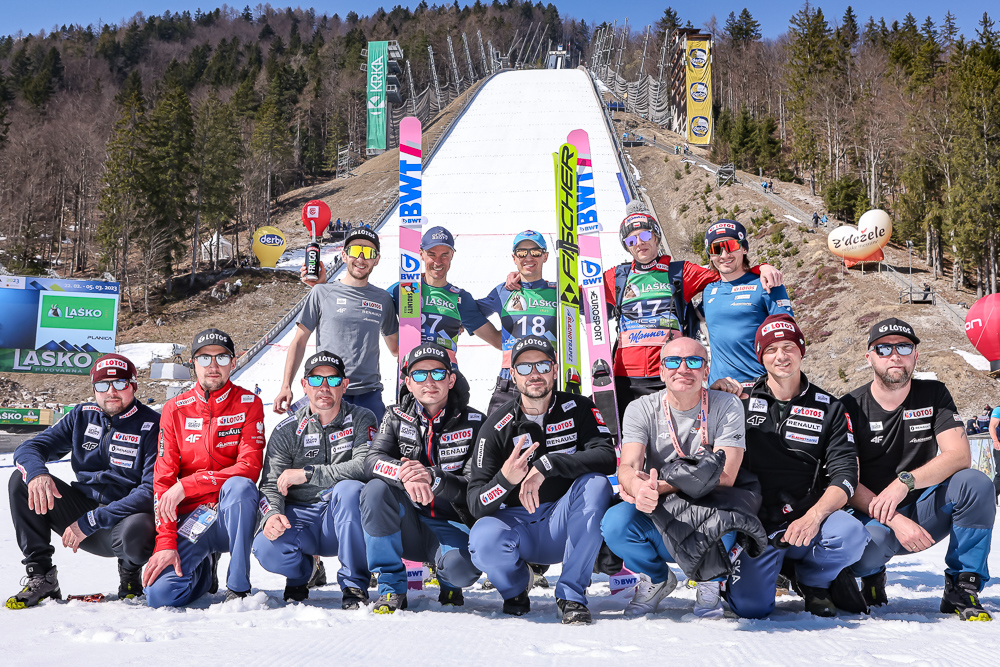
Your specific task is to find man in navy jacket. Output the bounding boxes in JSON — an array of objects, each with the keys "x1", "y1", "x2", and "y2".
[{"x1": 6, "y1": 353, "x2": 159, "y2": 608}]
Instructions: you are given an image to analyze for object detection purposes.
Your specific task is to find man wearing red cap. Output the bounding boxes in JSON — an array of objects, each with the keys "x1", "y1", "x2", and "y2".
[
  {"x1": 723, "y1": 314, "x2": 869, "y2": 618},
  {"x1": 6, "y1": 353, "x2": 160, "y2": 608},
  {"x1": 144, "y1": 328, "x2": 266, "y2": 607}
]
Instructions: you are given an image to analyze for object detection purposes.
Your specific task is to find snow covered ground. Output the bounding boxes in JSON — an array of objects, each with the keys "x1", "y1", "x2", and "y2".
[{"x1": 1, "y1": 454, "x2": 998, "y2": 664}]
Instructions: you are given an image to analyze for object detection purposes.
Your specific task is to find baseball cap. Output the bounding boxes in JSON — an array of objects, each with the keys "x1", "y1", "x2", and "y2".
[
  {"x1": 510, "y1": 335, "x2": 556, "y2": 364},
  {"x1": 754, "y1": 314, "x2": 806, "y2": 362},
  {"x1": 404, "y1": 342, "x2": 451, "y2": 372},
  {"x1": 304, "y1": 351, "x2": 346, "y2": 376},
  {"x1": 421, "y1": 226, "x2": 455, "y2": 250},
  {"x1": 344, "y1": 227, "x2": 380, "y2": 252},
  {"x1": 191, "y1": 328, "x2": 236, "y2": 357},
  {"x1": 512, "y1": 230, "x2": 547, "y2": 252},
  {"x1": 867, "y1": 317, "x2": 920, "y2": 347},
  {"x1": 91, "y1": 353, "x2": 138, "y2": 385},
  {"x1": 705, "y1": 219, "x2": 749, "y2": 249}
]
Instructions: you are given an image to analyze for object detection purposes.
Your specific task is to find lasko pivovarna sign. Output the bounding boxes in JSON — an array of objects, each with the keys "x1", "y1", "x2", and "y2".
[{"x1": 0, "y1": 276, "x2": 119, "y2": 375}]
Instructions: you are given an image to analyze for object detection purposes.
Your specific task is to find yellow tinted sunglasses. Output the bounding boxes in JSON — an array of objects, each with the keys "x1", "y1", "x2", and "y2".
[{"x1": 346, "y1": 245, "x2": 378, "y2": 259}]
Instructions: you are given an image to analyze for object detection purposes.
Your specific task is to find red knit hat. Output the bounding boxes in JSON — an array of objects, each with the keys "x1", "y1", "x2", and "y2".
[
  {"x1": 754, "y1": 314, "x2": 806, "y2": 362},
  {"x1": 90, "y1": 353, "x2": 138, "y2": 385}
]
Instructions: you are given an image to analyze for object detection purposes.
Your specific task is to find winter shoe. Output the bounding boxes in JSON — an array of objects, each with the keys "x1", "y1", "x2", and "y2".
[
  {"x1": 117, "y1": 561, "x2": 143, "y2": 599},
  {"x1": 283, "y1": 582, "x2": 309, "y2": 602},
  {"x1": 940, "y1": 573, "x2": 992, "y2": 621},
  {"x1": 530, "y1": 563, "x2": 550, "y2": 589},
  {"x1": 208, "y1": 552, "x2": 221, "y2": 595},
  {"x1": 438, "y1": 587, "x2": 464, "y2": 607},
  {"x1": 224, "y1": 588, "x2": 250, "y2": 603},
  {"x1": 308, "y1": 557, "x2": 327, "y2": 588},
  {"x1": 693, "y1": 581, "x2": 725, "y2": 619},
  {"x1": 373, "y1": 592, "x2": 408, "y2": 614},
  {"x1": 557, "y1": 598, "x2": 593, "y2": 625},
  {"x1": 481, "y1": 577, "x2": 495, "y2": 590},
  {"x1": 502, "y1": 588, "x2": 531, "y2": 616},
  {"x1": 369, "y1": 572, "x2": 378, "y2": 589},
  {"x1": 861, "y1": 570, "x2": 888, "y2": 608},
  {"x1": 775, "y1": 573, "x2": 792, "y2": 597},
  {"x1": 800, "y1": 584, "x2": 837, "y2": 617},
  {"x1": 623, "y1": 570, "x2": 678, "y2": 617},
  {"x1": 341, "y1": 587, "x2": 368, "y2": 610},
  {"x1": 5, "y1": 566, "x2": 61, "y2": 609},
  {"x1": 829, "y1": 567, "x2": 870, "y2": 614}
]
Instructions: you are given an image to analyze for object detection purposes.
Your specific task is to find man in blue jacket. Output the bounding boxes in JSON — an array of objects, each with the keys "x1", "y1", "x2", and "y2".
[{"x1": 6, "y1": 353, "x2": 160, "y2": 608}]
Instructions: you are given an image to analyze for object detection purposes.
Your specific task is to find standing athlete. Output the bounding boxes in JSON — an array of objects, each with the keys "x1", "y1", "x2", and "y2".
[
  {"x1": 275, "y1": 228, "x2": 398, "y2": 423},
  {"x1": 604, "y1": 205, "x2": 783, "y2": 425},
  {"x1": 389, "y1": 225, "x2": 501, "y2": 366},
  {"x1": 478, "y1": 230, "x2": 558, "y2": 415},
  {"x1": 701, "y1": 220, "x2": 793, "y2": 386}
]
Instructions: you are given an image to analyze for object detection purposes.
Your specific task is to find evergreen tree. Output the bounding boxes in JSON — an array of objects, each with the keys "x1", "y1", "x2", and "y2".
[{"x1": 250, "y1": 86, "x2": 293, "y2": 226}]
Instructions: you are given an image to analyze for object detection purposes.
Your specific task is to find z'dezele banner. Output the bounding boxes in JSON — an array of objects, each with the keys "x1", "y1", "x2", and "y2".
[{"x1": 686, "y1": 38, "x2": 713, "y2": 145}]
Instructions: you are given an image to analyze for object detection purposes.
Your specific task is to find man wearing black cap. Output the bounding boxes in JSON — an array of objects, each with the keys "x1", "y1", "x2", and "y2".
[
  {"x1": 466, "y1": 336, "x2": 616, "y2": 624},
  {"x1": 276, "y1": 227, "x2": 398, "y2": 423},
  {"x1": 361, "y1": 342, "x2": 485, "y2": 613},
  {"x1": 253, "y1": 351, "x2": 377, "y2": 608},
  {"x1": 144, "y1": 329, "x2": 266, "y2": 607},
  {"x1": 389, "y1": 225, "x2": 501, "y2": 365},
  {"x1": 842, "y1": 318, "x2": 995, "y2": 621},
  {"x1": 6, "y1": 353, "x2": 159, "y2": 608},
  {"x1": 724, "y1": 315, "x2": 868, "y2": 619},
  {"x1": 702, "y1": 219, "x2": 793, "y2": 387}
]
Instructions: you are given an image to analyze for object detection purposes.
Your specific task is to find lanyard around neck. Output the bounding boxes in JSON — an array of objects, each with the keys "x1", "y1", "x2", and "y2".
[{"x1": 661, "y1": 388, "x2": 709, "y2": 458}]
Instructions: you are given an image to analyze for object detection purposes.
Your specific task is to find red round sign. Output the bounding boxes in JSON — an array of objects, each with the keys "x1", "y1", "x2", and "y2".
[
  {"x1": 301, "y1": 200, "x2": 332, "y2": 237},
  {"x1": 966, "y1": 294, "x2": 1000, "y2": 361}
]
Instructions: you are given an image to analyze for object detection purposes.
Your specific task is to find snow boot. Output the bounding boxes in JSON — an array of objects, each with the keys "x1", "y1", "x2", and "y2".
[
  {"x1": 341, "y1": 587, "x2": 368, "y2": 610},
  {"x1": 5, "y1": 566, "x2": 61, "y2": 609},
  {"x1": 940, "y1": 573, "x2": 992, "y2": 621},
  {"x1": 861, "y1": 570, "x2": 888, "y2": 608},
  {"x1": 557, "y1": 599, "x2": 593, "y2": 625},
  {"x1": 800, "y1": 584, "x2": 837, "y2": 617},
  {"x1": 373, "y1": 592, "x2": 408, "y2": 614},
  {"x1": 117, "y1": 561, "x2": 143, "y2": 599}
]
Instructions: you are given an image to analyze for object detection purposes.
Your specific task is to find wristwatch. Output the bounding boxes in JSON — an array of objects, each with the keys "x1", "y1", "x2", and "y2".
[
  {"x1": 897, "y1": 471, "x2": 915, "y2": 491},
  {"x1": 303, "y1": 465, "x2": 315, "y2": 482}
]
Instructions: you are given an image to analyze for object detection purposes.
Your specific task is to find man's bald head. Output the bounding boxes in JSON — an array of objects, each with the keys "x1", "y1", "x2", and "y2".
[{"x1": 660, "y1": 336, "x2": 708, "y2": 360}]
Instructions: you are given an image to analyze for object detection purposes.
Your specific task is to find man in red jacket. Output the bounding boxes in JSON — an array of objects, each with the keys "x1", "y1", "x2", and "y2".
[{"x1": 143, "y1": 329, "x2": 265, "y2": 607}]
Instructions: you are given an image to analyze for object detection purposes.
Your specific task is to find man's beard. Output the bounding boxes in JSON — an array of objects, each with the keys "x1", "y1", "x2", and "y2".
[
  {"x1": 347, "y1": 262, "x2": 373, "y2": 281},
  {"x1": 201, "y1": 375, "x2": 227, "y2": 392},
  {"x1": 875, "y1": 365, "x2": 912, "y2": 387},
  {"x1": 521, "y1": 381, "x2": 552, "y2": 400}
]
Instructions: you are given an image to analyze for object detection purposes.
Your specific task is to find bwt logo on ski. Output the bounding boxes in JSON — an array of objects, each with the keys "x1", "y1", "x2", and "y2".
[
  {"x1": 581, "y1": 260, "x2": 602, "y2": 285},
  {"x1": 400, "y1": 253, "x2": 421, "y2": 277}
]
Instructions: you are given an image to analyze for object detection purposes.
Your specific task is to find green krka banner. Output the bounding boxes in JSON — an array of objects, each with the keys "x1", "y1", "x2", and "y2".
[{"x1": 366, "y1": 41, "x2": 388, "y2": 151}]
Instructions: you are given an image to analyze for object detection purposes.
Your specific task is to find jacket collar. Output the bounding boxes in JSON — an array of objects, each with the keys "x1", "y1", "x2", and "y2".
[
  {"x1": 750, "y1": 372, "x2": 811, "y2": 401},
  {"x1": 107, "y1": 399, "x2": 141, "y2": 425},
  {"x1": 633, "y1": 254, "x2": 672, "y2": 272},
  {"x1": 195, "y1": 380, "x2": 234, "y2": 405}
]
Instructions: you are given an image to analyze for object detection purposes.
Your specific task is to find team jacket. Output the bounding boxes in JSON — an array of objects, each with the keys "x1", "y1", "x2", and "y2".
[
  {"x1": 153, "y1": 380, "x2": 265, "y2": 552},
  {"x1": 14, "y1": 400, "x2": 160, "y2": 538},
  {"x1": 364, "y1": 377, "x2": 484, "y2": 524},
  {"x1": 259, "y1": 400, "x2": 377, "y2": 528},
  {"x1": 604, "y1": 256, "x2": 765, "y2": 379},
  {"x1": 740, "y1": 373, "x2": 858, "y2": 520},
  {"x1": 467, "y1": 391, "x2": 617, "y2": 519}
]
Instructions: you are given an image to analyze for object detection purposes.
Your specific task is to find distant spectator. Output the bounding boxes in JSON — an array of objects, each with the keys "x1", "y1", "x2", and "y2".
[
  {"x1": 812, "y1": 212, "x2": 820, "y2": 227},
  {"x1": 821, "y1": 215, "x2": 828, "y2": 226},
  {"x1": 922, "y1": 283, "x2": 931, "y2": 300},
  {"x1": 768, "y1": 180, "x2": 774, "y2": 193}
]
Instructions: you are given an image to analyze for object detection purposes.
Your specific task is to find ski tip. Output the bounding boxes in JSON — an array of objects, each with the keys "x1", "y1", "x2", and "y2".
[
  {"x1": 400, "y1": 117, "x2": 422, "y2": 133},
  {"x1": 567, "y1": 129, "x2": 591, "y2": 154}
]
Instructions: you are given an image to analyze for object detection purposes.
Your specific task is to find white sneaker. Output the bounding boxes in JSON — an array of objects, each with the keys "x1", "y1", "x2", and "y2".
[
  {"x1": 693, "y1": 581, "x2": 724, "y2": 619},
  {"x1": 623, "y1": 570, "x2": 678, "y2": 617}
]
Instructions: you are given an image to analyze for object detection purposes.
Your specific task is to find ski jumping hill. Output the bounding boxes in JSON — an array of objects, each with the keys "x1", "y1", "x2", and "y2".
[{"x1": 235, "y1": 68, "x2": 636, "y2": 430}]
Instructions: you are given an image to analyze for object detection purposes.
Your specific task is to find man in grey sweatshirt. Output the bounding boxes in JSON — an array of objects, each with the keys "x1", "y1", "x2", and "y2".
[{"x1": 252, "y1": 351, "x2": 377, "y2": 608}]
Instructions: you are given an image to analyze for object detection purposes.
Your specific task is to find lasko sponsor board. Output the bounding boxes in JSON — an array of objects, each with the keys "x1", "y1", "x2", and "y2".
[{"x1": 0, "y1": 276, "x2": 119, "y2": 375}]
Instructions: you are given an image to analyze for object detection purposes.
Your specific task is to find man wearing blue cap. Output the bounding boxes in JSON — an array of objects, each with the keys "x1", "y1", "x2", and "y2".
[
  {"x1": 478, "y1": 230, "x2": 559, "y2": 415},
  {"x1": 702, "y1": 219, "x2": 794, "y2": 388},
  {"x1": 389, "y1": 226, "x2": 501, "y2": 366}
]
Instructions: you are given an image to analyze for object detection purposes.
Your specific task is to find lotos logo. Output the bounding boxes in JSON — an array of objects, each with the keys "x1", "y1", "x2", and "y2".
[
  {"x1": 731, "y1": 285, "x2": 758, "y2": 293},
  {"x1": 259, "y1": 234, "x2": 283, "y2": 246},
  {"x1": 878, "y1": 324, "x2": 913, "y2": 335},
  {"x1": 440, "y1": 429, "x2": 472, "y2": 443},
  {"x1": 689, "y1": 48, "x2": 708, "y2": 68},
  {"x1": 690, "y1": 81, "x2": 708, "y2": 102},
  {"x1": 581, "y1": 260, "x2": 601, "y2": 278},
  {"x1": 217, "y1": 413, "x2": 245, "y2": 427},
  {"x1": 197, "y1": 332, "x2": 228, "y2": 346},
  {"x1": 789, "y1": 406, "x2": 824, "y2": 420},
  {"x1": 691, "y1": 116, "x2": 710, "y2": 137},
  {"x1": 495, "y1": 413, "x2": 514, "y2": 430},
  {"x1": 761, "y1": 321, "x2": 796, "y2": 336},
  {"x1": 903, "y1": 407, "x2": 933, "y2": 420},
  {"x1": 546, "y1": 418, "x2": 574, "y2": 434},
  {"x1": 373, "y1": 459, "x2": 401, "y2": 479},
  {"x1": 362, "y1": 300, "x2": 383, "y2": 311},
  {"x1": 709, "y1": 222, "x2": 736, "y2": 234},
  {"x1": 480, "y1": 484, "x2": 506, "y2": 505},
  {"x1": 112, "y1": 432, "x2": 141, "y2": 444},
  {"x1": 95, "y1": 358, "x2": 128, "y2": 372}
]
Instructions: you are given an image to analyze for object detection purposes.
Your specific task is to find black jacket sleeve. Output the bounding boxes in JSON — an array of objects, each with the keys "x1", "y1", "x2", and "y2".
[
  {"x1": 466, "y1": 421, "x2": 519, "y2": 519},
  {"x1": 363, "y1": 412, "x2": 406, "y2": 488},
  {"x1": 532, "y1": 400, "x2": 617, "y2": 480},
  {"x1": 822, "y1": 399, "x2": 859, "y2": 499}
]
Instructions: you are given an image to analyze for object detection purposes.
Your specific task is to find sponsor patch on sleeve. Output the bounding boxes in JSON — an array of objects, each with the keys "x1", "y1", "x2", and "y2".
[
  {"x1": 479, "y1": 484, "x2": 506, "y2": 505},
  {"x1": 87, "y1": 511, "x2": 97, "y2": 527},
  {"x1": 539, "y1": 455, "x2": 552, "y2": 471},
  {"x1": 242, "y1": 394, "x2": 254, "y2": 403},
  {"x1": 259, "y1": 496, "x2": 271, "y2": 516},
  {"x1": 591, "y1": 408, "x2": 605, "y2": 426},
  {"x1": 373, "y1": 459, "x2": 401, "y2": 480},
  {"x1": 495, "y1": 413, "x2": 514, "y2": 430}
]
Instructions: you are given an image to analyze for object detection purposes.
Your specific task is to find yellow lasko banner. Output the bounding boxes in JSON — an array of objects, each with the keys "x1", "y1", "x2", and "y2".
[{"x1": 686, "y1": 38, "x2": 713, "y2": 145}]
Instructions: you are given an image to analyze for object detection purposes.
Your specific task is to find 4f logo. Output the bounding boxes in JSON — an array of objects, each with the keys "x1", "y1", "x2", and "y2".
[
  {"x1": 746, "y1": 415, "x2": 766, "y2": 426},
  {"x1": 185, "y1": 434, "x2": 202, "y2": 443}
]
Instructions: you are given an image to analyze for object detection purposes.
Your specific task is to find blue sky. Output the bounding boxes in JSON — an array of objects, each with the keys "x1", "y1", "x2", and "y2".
[{"x1": 2, "y1": 1, "x2": 995, "y2": 40}]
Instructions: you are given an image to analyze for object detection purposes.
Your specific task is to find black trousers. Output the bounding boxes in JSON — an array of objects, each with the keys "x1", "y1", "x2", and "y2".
[{"x1": 8, "y1": 472, "x2": 155, "y2": 574}]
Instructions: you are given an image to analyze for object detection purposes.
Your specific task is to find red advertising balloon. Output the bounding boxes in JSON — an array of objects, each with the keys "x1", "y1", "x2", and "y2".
[
  {"x1": 301, "y1": 200, "x2": 332, "y2": 237},
  {"x1": 965, "y1": 294, "x2": 1000, "y2": 361}
]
